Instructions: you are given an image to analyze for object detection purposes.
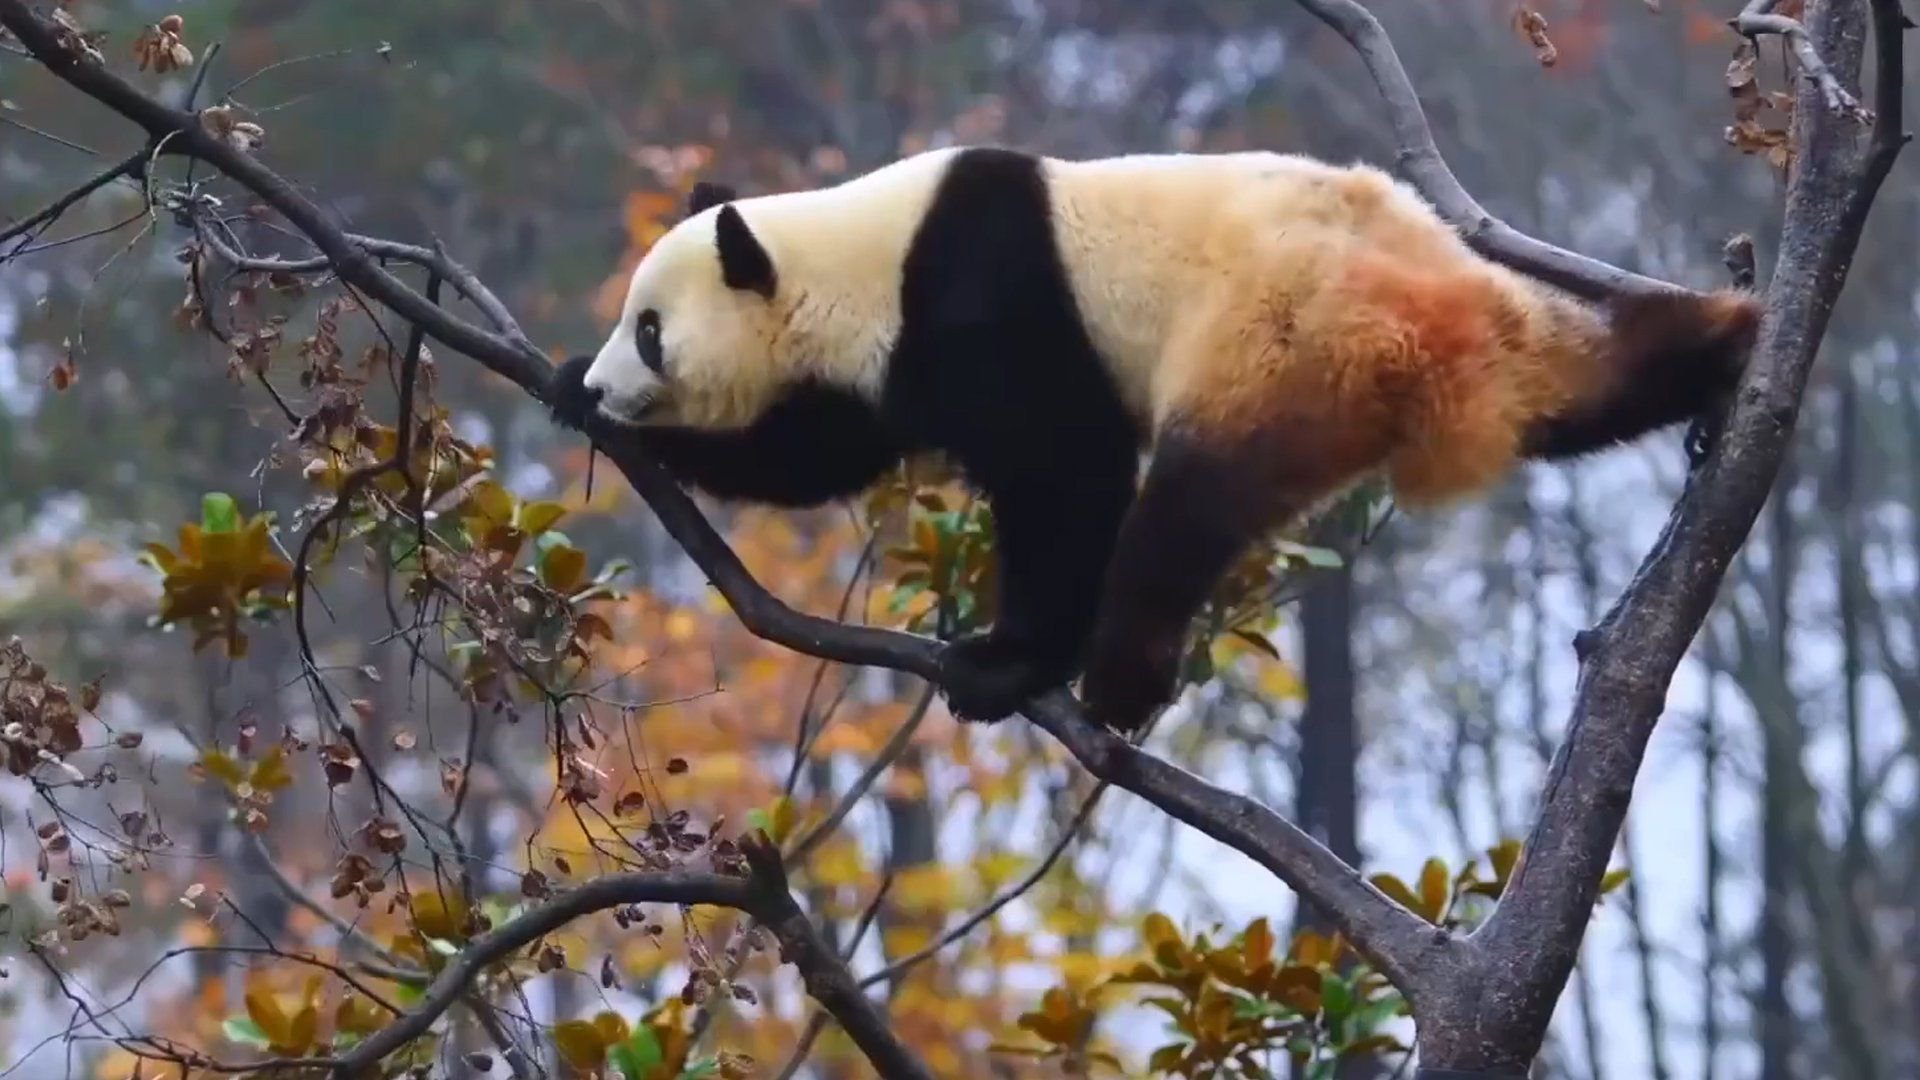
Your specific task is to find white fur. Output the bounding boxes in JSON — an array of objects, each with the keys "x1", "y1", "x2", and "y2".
[{"x1": 583, "y1": 149, "x2": 961, "y2": 429}]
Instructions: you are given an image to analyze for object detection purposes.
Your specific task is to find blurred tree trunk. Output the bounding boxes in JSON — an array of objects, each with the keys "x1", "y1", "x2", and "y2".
[
  {"x1": 1294, "y1": 563, "x2": 1372, "y2": 1079},
  {"x1": 1296, "y1": 563, "x2": 1359, "y2": 877},
  {"x1": 1759, "y1": 465, "x2": 1797, "y2": 1080},
  {"x1": 1700, "y1": 649, "x2": 1725, "y2": 1080}
]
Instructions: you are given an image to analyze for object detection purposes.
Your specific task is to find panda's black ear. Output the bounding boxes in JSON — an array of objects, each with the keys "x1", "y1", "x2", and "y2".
[
  {"x1": 714, "y1": 204, "x2": 777, "y2": 300},
  {"x1": 687, "y1": 181, "x2": 737, "y2": 217}
]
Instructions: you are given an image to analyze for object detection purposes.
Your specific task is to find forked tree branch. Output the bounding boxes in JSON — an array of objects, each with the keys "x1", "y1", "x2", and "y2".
[
  {"x1": 332, "y1": 837, "x2": 932, "y2": 1080},
  {"x1": 1443, "y1": 0, "x2": 1904, "y2": 1070}
]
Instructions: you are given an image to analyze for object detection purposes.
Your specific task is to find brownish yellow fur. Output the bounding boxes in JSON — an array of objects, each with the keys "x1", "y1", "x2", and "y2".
[{"x1": 1137, "y1": 200, "x2": 1754, "y2": 516}]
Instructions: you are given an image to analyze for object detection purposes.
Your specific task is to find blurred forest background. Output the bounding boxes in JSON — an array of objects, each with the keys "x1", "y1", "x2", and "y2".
[{"x1": 2, "y1": 0, "x2": 1916, "y2": 1077}]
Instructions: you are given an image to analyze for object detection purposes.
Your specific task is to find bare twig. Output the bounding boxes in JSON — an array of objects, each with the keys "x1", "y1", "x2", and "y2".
[
  {"x1": 1733, "y1": 0, "x2": 1872, "y2": 119},
  {"x1": 858, "y1": 781, "x2": 1107, "y2": 990},
  {"x1": 0, "y1": 149, "x2": 146, "y2": 254},
  {"x1": 787, "y1": 681, "x2": 937, "y2": 862}
]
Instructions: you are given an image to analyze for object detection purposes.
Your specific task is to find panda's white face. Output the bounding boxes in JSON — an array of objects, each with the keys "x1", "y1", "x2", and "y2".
[
  {"x1": 582, "y1": 204, "x2": 797, "y2": 431},
  {"x1": 583, "y1": 158, "x2": 950, "y2": 431}
]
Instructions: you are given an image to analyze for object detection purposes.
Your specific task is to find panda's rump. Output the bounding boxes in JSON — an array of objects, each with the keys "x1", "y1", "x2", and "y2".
[{"x1": 1152, "y1": 228, "x2": 1540, "y2": 510}]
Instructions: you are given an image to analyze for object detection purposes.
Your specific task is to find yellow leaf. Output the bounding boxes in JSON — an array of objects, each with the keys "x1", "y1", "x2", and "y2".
[
  {"x1": 281, "y1": 1001, "x2": 317, "y2": 1055},
  {"x1": 807, "y1": 837, "x2": 869, "y2": 891},
  {"x1": 541, "y1": 545, "x2": 588, "y2": 593},
  {"x1": 553, "y1": 1019, "x2": 607, "y2": 1070},
  {"x1": 1141, "y1": 912, "x2": 1179, "y2": 952},
  {"x1": 245, "y1": 986, "x2": 291, "y2": 1048},
  {"x1": 1417, "y1": 857, "x2": 1450, "y2": 922},
  {"x1": 883, "y1": 925, "x2": 935, "y2": 959},
  {"x1": 469, "y1": 480, "x2": 515, "y2": 525},
  {"x1": 1368, "y1": 872, "x2": 1422, "y2": 916},
  {"x1": 1488, "y1": 839, "x2": 1523, "y2": 889},
  {"x1": 590, "y1": 1009, "x2": 630, "y2": 1048},
  {"x1": 975, "y1": 850, "x2": 1029, "y2": 891},
  {"x1": 410, "y1": 890, "x2": 469, "y2": 942},
  {"x1": 200, "y1": 750, "x2": 246, "y2": 788},
  {"x1": 1243, "y1": 917, "x2": 1275, "y2": 964},
  {"x1": 1599, "y1": 867, "x2": 1631, "y2": 894},
  {"x1": 1257, "y1": 659, "x2": 1305, "y2": 701},
  {"x1": 769, "y1": 795, "x2": 799, "y2": 845},
  {"x1": 1058, "y1": 951, "x2": 1114, "y2": 991},
  {"x1": 517, "y1": 500, "x2": 568, "y2": 536},
  {"x1": 891, "y1": 864, "x2": 963, "y2": 915},
  {"x1": 335, "y1": 994, "x2": 384, "y2": 1036},
  {"x1": 249, "y1": 746, "x2": 293, "y2": 793}
]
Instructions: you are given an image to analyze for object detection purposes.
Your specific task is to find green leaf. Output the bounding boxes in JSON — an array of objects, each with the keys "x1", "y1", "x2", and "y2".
[
  {"x1": 609, "y1": 1026, "x2": 663, "y2": 1079},
  {"x1": 223, "y1": 1016, "x2": 270, "y2": 1048},
  {"x1": 202, "y1": 492, "x2": 240, "y2": 534},
  {"x1": 1320, "y1": 972, "x2": 1354, "y2": 1021}
]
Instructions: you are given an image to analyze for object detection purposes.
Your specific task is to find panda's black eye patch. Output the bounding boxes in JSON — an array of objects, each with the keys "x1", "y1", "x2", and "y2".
[{"x1": 636, "y1": 309, "x2": 665, "y2": 375}]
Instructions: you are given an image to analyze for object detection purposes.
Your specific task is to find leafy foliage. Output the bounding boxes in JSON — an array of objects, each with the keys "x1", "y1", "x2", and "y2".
[
  {"x1": 997, "y1": 912, "x2": 1409, "y2": 1078},
  {"x1": 141, "y1": 492, "x2": 294, "y2": 658}
]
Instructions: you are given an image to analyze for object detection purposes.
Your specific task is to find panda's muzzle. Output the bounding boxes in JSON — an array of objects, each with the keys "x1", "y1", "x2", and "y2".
[{"x1": 593, "y1": 385, "x2": 667, "y2": 427}]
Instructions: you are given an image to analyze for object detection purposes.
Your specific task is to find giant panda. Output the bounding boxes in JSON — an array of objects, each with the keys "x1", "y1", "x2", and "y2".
[{"x1": 549, "y1": 145, "x2": 1760, "y2": 735}]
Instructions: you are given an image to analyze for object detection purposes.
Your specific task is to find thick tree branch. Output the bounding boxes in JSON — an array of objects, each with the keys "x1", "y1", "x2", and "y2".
[
  {"x1": 1446, "y1": 0, "x2": 1904, "y2": 1071},
  {"x1": 0, "y1": 0, "x2": 1443, "y2": 1003}
]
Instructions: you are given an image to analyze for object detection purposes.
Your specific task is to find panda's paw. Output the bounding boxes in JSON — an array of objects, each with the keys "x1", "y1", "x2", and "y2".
[
  {"x1": 1080, "y1": 646, "x2": 1177, "y2": 736},
  {"x1": 936, "y1": 633, "x2": 1052, "y2": 723},
  {"x1": 548, "y1": 355, "x2": 601, "y2": 431}
]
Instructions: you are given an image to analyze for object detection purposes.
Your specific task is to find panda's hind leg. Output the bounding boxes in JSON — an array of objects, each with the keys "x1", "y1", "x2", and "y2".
[{"x1": 1079, "y1": 330, "x2": 1393, "y2": 734}]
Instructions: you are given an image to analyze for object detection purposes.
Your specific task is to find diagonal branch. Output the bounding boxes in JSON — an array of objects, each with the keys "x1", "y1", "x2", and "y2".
[
  {"x1": 0, "y1": 0, "x2": 1444, "y2": 1001},
  {"x1": 0, "y1": 148, "x2": 146, "y2": 254},
  {"x1": 1286, "y1": 0, "x2": 1681, "y2": 301}
]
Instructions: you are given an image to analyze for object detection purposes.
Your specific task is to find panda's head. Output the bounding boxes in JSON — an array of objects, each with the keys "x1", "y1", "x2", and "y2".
[{"x1": 581, "y1": 183, "x2": 802, "y2": 430}]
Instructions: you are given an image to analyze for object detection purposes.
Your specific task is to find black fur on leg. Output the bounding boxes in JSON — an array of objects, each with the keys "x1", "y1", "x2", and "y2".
[
  {"x1": 936, "y1": 470, "x2": 1137, "y2": 723},
  {"x1": 1080, "y1": 433, "x2": 1284, "y2": 735}
]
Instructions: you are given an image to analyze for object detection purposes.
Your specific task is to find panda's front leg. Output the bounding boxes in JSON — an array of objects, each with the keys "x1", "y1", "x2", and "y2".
[{"x1": 937, "y1": 472, "x2": 1134, "y2": 723}]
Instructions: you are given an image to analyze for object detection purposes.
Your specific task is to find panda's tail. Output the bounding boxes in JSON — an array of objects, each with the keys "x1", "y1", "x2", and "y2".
[{"x1": 1519, "y1": 287, "x2": 1763, "y2": 463}]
